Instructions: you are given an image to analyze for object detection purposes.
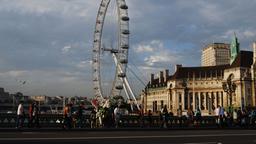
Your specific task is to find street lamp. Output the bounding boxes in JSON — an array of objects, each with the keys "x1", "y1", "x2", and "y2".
[{"x1": 222, "y1": 74, "x2": 236, "y2": 112}]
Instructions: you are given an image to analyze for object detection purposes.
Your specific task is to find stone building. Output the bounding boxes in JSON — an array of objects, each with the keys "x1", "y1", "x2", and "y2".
[
  {"x1": 0, "y1": 88, "x2": 10, "y2": 103},
  {"x1": 142, "y1": 38, "x2": 256, "y2": 116}
]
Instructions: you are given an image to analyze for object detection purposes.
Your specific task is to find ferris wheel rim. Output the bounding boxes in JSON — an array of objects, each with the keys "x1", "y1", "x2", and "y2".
[{"x1": 92, "y1": 0, "x2": 130, "y2": 99}]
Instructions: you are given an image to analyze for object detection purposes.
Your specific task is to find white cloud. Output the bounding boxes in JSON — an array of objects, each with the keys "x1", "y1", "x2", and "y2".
[
  {"x1": 243, "y1": 30, "x2": 256, "y2": 38},
  {"x1": 76, "y1": 60, "x2": 92, "y2": 69},
  {"x1": 62, "y1": 45, "x2": 72, "y2": 54},
  {"x1": 0, "y1": 0, "x2": 98, "y2": 18},
  {"x1": 221, "y1": 29, "x2": 256, "y2": 40},
  {"x1": 0, "y1": 70, "x2": 28, "y2": 78},
  {"x1": 144, "y1": 52, "x2": 179, "y2": 66},
  {"x1": 133, "y1": 40, "x2": 163, "y2": 53},
  {"x1": 135, "y1": 45, "x2": 154, "y2": 53},
  {"x1": 133, "y1": 40, "x2": 180, "y2": 67},
  {"x1": 0, "y1": 69, "x2": 89, "y2": 96}
]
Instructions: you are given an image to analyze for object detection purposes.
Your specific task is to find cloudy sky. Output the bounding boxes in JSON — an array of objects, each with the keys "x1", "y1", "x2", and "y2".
[{"x1": 0, "y1": 0, "x2": 256, "y2": 97}]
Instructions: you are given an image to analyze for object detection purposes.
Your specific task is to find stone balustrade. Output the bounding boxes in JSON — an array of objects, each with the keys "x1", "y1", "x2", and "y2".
[{"x1": 0, "y1": 113, "x2": 219, "y2": 128}]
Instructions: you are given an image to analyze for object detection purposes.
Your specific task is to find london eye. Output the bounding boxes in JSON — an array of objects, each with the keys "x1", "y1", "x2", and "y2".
[{"x1": 92, "y1": 0, "x2": 139, "y2": 109}]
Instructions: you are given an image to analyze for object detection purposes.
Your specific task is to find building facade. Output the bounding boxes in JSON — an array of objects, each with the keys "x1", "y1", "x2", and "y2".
[
  {"x1": 201, "y1": 43, "x2": 230, "y2": 66},
  {"x1": 0, "y1": 88, "x2": 10, "y2": 103},
  {"x1": 142, "y1": 41, "x2": 256, "y2": 116}
]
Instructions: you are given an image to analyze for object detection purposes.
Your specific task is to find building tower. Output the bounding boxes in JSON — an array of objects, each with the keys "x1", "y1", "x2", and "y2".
[
  {"x1": 201, "y1": 43, "x2": 230, "y2": 66},
  {"x1": 230, "y1": 34, "x2": 240, "y2": 65},
  {"x1": 251, "y1": 42, "x2": 256, "y2": 106}
]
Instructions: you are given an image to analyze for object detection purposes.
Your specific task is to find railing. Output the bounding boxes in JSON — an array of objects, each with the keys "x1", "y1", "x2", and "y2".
[{"x1": 0, "y1": 113, "x2": 219, "y2": 128}]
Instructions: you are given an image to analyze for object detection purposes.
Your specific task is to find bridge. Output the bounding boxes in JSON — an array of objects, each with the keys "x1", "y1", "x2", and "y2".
[{"x1": 0, "y1": 113, "x2": 219, "y2": 128}]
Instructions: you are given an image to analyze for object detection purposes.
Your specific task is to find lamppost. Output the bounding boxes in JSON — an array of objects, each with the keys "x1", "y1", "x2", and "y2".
[{"x1": 222, "y1": 74, "x2": 236, "y2": 112}]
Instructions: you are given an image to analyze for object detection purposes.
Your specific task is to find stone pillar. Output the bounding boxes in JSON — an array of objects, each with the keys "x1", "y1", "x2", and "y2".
[
  {"x1": 172, "y1": 90, "x2": 177, "y2": 115},
  {"x1": 199, "y1": 92, "x2": 202, "y2": 110},
  {"x1": 188, "y1": 92, "x2": 190, "y2": 110},
  {"x1": 182, "y1": 91, "x2": 185, "y2": 110},
  {"x1": 221, "y1": 91, "x2": 225, "y2": 107},
  {"x1": 203, "y1": 92, "x2": 206, "y2": 110},
  {"x1": 208, "y1": 93, "x2": 212, "y2": 115},
  {"x1": 167, "y1": 90, "x2": 170, "y2": 110},
  {"x1": 193, "y1": 92, "x2": 196, "y2": 111},
  {"x1": 252, "y1": 42, "x2": 256, "y2": 106},
  {"x1": 143, "y1": 92, "x2": 147, "y2": 113},
  {"x1": 214, "y1": 92, "x2": 218, "y2": 109},
  {"x1": 200, "y1": 92, "x2": 204, "y2": 110}
]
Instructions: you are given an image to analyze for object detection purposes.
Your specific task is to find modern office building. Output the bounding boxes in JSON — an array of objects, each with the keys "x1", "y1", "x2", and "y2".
[{"x1": 201, "y1": 43, "x2": 230, "y2": 66}]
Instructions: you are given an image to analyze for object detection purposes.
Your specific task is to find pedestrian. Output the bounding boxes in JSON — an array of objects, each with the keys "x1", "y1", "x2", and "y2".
[
  {"x1": 217, "y1": 106, "x2": 225, "y2": 128},
  {"x1": 194, "y1": 107, "x2": 201, "y2": 126},
  {"x1": 28, "y1": 102, "x2": 34, "y2": 128},
  {"x1": 241, "y1": 109, "x2": 247, "y2": 127},
  {"x1": 186, "y1": 108, "x2": 194, "y2": 126},
  {"x1": 16, "y1": 101, "x2": 25, "y2": 129},
  {"x1": 63, "y1": 103, "x2": 72, "y2": 129},
  {"x1": 233, "y1": 109, "x2": 238, "y2": 127},
  {"x1": 160, "y1": 105, "x2": 168, "y2": 128},
  {"x1": 177, "y1": 108, "x2": 183, "y2": 127},
  {"x1": 114, "y1": 105, "x2": 122, "y2": 128},
  {"x1": 77, "y1": 103, "x2": 85, "y2": 128},
  {"x1": 215, "y1": 105, "x2": 221, "y2": 127},
  {"x1": 32, "y1": 102, "x2": 40, "y2": 128},
  {"x1": 90, "y1": 108, "x2": 97, "y2": 128},
  {"x1": 147, "y1": 110, "x2": 152, "y2": 127}
]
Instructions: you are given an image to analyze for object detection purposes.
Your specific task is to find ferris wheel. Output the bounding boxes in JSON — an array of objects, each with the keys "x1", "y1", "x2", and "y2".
[{"x1": 92, "y1": 0, "x2": 139, "y2": 109}]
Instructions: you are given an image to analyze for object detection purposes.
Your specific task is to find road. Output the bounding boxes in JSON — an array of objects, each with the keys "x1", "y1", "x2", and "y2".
[{"x1": 0, "y1": 129, "x2": 256, "y2": 144}]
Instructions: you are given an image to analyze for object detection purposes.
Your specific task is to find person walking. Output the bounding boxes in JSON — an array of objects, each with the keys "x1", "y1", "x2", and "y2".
[
  {"x1": 32, "y1": 102, "x2": 40, "y2": 128},
  {"x1": 77, "y1": 103, "x2": 85, "y2": 128},
  {"x1": 16, "y1": 101, "x2": 25, "y2": 129},
  {"x1": 147, "y1": 110, "x2": 153, "y2": 127},
  {"x1": 90, "y1": 108, "x2": 97, "y2": 128},
  {"x1": 28, "y1": 102, "x2": 34, "y2": 128},
  {"x1": 194, "y1": 107, "x2": 201, "y2": 127},
  {"x1": 219, "y1": 106, "x2": 225, "y2": 128},
  {"x1": 63, "y1": 104, "x2": 72, "y2": 129},
  {"x1": 114, "y1": 105, "x2": 122, "y2": 128},
  {"x1": 233, "y1": 109, "x2": 238, "y2": 127},
  {"x1": 160, "y1": 105, "x2": 168, "y2": 128}
]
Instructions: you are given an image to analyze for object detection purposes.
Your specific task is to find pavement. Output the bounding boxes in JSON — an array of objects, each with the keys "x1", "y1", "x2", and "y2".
[
  {"x1": 1, "y1": 129, "x2": 256, "y2": 144},
  {"x1": 0, "y1": 127, "x2": 242, "y2": 132},
  {"x1": 0, "y1": 126, "x2": 256, "y2": 132}
]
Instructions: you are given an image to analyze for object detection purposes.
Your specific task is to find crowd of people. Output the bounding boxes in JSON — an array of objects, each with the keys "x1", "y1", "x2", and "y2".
[
  {"x1": 62, "y1": 102, "x2": 128, "y2": 129},
  {"x1": 16, "y1": 101, "x2": 40, "y2": 129},
  {"x1": 15, "y1": 101, "x2": 256, "y2": 129},
  {"x1": 214, "y1": 105, "x2": 256, "y2": 128},
  {"x1": 156, "y1": 105, "x2": 256, "y2": 128},
  {"x1": 15, "y1": 100, "x2": 129, "y2": 130}
]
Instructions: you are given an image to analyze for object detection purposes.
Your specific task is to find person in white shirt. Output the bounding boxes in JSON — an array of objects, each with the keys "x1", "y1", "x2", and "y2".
[
  {"x1": 114, "y1": 106, "x2": 122, "y2": 128},
  {"x1": 215, "y1": 105, "x2": 220, "y2": 125},
  {"x1": 218, "y1": 106, "x2": 225, "y2": 127},
  {"x1": 16, "y1": 101, "x2": 24, "y2": 129}
]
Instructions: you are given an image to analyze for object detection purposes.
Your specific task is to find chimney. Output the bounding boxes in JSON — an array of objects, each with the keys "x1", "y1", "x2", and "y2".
[
  {"x1": 164, "y1": 69, "x2": 169, "y2": 82},
  {"x1": 159, "y1": 71, "x2": 164, "y2": 83},
  {"x1": 175, "y1": 64, "x2": 182, "y2": 72},
  {"x1": 150, "y1": 74, "x2": 154, "y2": 85},
  {"x1": 253, "y1": 42, "x2": 256, "y2": 64}
]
